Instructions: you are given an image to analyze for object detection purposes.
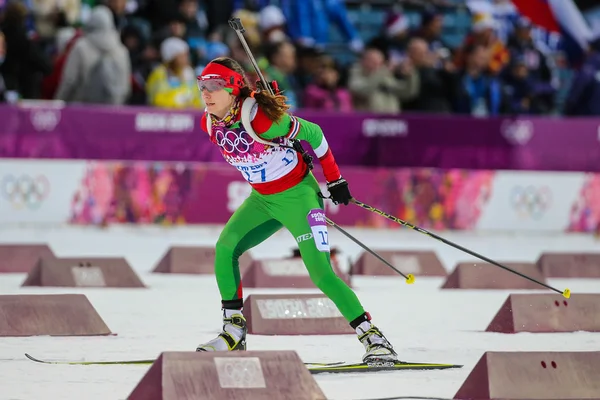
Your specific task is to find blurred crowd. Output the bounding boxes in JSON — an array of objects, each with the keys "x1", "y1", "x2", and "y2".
[{"x1": 0, "y1": 0, "x2": 599, "y2": 116}]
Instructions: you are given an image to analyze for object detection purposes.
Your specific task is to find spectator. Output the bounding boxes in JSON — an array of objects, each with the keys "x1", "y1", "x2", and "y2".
[
  {"x1": 454, "y1": 43, "x2": 504, "y2": 117},
  {"x1": 303, "y1": 56, "x2": 352, "y2": 113},
  {"x1": 564, "y1": 38, "x2": 600, "y2": 116},
  {"x1": 282, "y1": 0, "x2": 363, "y2": 53},
  {"x1": 294, "y1": 45, "x2": 325, "y2": 91},
  {"x1": 105, "y1": 0, "x2": 129, "y2": 33},
  {"x1": 31, "y1": 0, "x2": 81, "y2": 41},
  {"x1": 411, "y1": 8, "x2": 448, "y2": 54},
  {"x1": 0, "y1": 31, "x2": 5, "y2": 102},
  {"x1": 145, "y1": 36, "x2": 203, "y2": 109},
  {"x1": 197, "y1": 30, "x2": 230, "y2": 69},
  {"x1": 0, "y1": 1, "x2": 52, "y2": 100},
  {"x1": 263, "y1": 40, "x2": 300, "y2": 108},
  {"x1": 258, "y1": 5, "x2": 289, "y2": 44},
  {"x1": 41, "y1": 27, "x2": 82, "y2": 99},
  {"x1": 55, "y1": 26, "x2": 79, "y2": 55},
  {"x1": 455, "y1": 13, "x2": 510, "y2": 76},
  {"x1": 153, "y1": 10, "x2": 187, "y2": 45},
  {"x1": 55, "y1": 5, "x2": 131, "y2": 104},
  {"x1": 501, "y1": 56, "x2": 539, "y2": 114},
  {"x1": 506, "y1": 17, "x2": 555, "y2": 112},
  {"x1": 179, "y1": 0, "x2": 206, "y2": 48},
  {"x1": 348, "y1": 47, "x2": 419, "y2": 113},
  {"x1": 367, "y1": 11, "x2": 410, "y2": 67},
  {"x1": 135, "y1": 0, "x2": 179, "y2": 34},
  {"x1": 506, "y1": 18, "x2": 552, "y2": 84},
  {"x1": 403, "y1": 37, "x2": 457, "y2": 113},
  {"x1": 490, "y1": 0, "x2": 520, "y2": 43},
  {"x1": 204, "y1": 0, "x2": 234, "y2": 35},
  {"x1": 121, "y1": 24, "x2": 156, "y2": 105}
]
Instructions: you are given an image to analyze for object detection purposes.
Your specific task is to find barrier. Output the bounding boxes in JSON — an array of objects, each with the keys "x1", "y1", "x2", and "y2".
[
  {"x1": 537, "y1": 252, "x2": 600, "y2": 278},
  {"x1": 0, "y1": 244, "x2": 54, "y2": 273},
  {"x1": 441, "y1": 262, "x2": 546, "y2": 290},
  {"x1": 454, "y1": 351, "x2": 600, "y2": 399},
  {"x1": 127, "y1": 351, "x2": 326, "y2": 400},
  {"x1": 243, "y1": 294, "x2": 353, "y2": 335},
  {"x1": 486, "y1": 293, "x2": 600, "y2": 333},
  {"x1": 22, "y1": 257, "x2": 146, "y2": 288},
  {"x1": 351, "y1": 250, "x2": 446, "y2": 276},
  {"x1": 0, "y1": 294, "x2": 112, "y2": 336}
]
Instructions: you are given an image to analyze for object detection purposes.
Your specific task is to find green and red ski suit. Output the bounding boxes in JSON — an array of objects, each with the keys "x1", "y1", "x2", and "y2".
[{"x1": 200, "y1": 101, "x2": 365, "y2": 322}]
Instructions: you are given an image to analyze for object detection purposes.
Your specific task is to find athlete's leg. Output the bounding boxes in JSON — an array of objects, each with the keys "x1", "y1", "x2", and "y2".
[
  {"x1": 215, "y1": 190, "x2": 282, "y2": 305},
  {"x1": 263, "y1": 174, "x2": 364, "y2": 321},
  {"x1": 263, "y1": 174, "x2": 399, "y2": 362},
  {"x1": 197, "y1": 191, "x2": 282, "y2": 352}
]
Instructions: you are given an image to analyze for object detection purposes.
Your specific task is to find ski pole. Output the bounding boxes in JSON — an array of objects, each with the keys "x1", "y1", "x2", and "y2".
[
  {"x1": 350, "y1": 198, "x2": 570, "y2": 298},
  {"x1": 325, "y1": 216, "x2": 415, "y2": 284},
  {"x1": 228, "y1": 17, "x2": 273, "y2": 95},
  {"x1": 228, "y1": 17, "x2": 315, "y2": 168}
]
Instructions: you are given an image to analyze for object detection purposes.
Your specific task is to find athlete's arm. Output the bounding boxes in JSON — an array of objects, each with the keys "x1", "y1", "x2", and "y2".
[{"x1": 251, "y1": 106, "x2": 341, "y2": 182}]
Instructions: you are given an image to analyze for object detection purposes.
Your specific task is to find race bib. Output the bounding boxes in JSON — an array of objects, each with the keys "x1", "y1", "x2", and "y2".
[{"x1": 307, "y1": 209, "x2": 329, "y2": 252}]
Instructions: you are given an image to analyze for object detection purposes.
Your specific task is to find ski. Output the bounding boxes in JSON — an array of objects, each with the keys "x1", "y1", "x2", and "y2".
[
  {"x1": 307, "y1": 360, "x2": 463, "y2": 375},
  {"x1": 24, "y1": 353, "x2": 461, "y2": 374},
  {"x1": 24, "y1": 353, "x2": 343, "y2": 367},
  {"x1": 25, "y1": 353, "x2": 155, "y2": 365}
]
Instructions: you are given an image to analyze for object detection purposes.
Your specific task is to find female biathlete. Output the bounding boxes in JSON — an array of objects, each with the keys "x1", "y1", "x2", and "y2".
[{"x1": 195, "y1": 57, "x2": 397, "y2": 363}]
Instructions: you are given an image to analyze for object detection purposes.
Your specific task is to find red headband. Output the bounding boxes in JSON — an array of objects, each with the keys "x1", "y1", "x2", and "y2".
[{"x1": 199, "y1": 62, "x2": 245, "y2": 95}]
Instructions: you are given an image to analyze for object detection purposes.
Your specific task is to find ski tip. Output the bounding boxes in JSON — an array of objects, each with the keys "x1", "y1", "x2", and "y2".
[{"x1": 24, "y1": 353, "x2": 39, "y2": 362}]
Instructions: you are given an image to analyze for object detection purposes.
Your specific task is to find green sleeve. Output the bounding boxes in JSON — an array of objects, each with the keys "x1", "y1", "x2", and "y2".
[
  {"x1": 259, "y1": 113, "x2": 324, "y2": 147},
  {"x1": 292, "y1": 117, "x2": 325, "y2": 149}
]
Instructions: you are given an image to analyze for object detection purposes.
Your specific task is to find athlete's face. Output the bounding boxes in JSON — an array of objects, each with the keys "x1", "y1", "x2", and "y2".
[{"x1": 201, "y1": 88, "x2": 234, "y2": 119}]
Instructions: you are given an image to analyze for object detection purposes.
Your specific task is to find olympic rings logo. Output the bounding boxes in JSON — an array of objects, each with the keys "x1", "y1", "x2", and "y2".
[
  {"x1": 214, "y1": 358, "x2": 264, "y2": 388},
  {"x1": 214, "y1": 129, "x2": 255, "y2": 154},
  {"x1": 510, "y1": 185, "x2": 552, "y2": 220},
  {"x1": 1, "y1": 175, "x2": 50, "y2": 210}
]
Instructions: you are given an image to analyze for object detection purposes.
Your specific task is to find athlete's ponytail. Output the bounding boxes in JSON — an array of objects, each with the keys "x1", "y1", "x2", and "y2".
[
  {"x1": 239, "y1": 86, "x2": 289, "y2": 122},
  {"x1": 209, "y1": 57, "x2": 290, "y2": 122}
]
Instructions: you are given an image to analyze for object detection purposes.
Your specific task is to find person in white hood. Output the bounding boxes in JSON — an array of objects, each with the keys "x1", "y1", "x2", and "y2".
[{"x1": 55, "y1": 5, "x2": 131, "y2": 105}]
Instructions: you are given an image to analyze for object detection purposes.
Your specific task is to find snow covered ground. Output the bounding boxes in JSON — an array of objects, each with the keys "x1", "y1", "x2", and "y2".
[{"x1": 1, "y1": 225, "x2": 599, "y2": 400}]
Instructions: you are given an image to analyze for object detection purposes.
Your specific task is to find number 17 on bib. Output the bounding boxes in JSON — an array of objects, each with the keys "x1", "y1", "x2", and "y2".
[{"x1": 307, "y1": 209, "x2": 330, "y2": 252}]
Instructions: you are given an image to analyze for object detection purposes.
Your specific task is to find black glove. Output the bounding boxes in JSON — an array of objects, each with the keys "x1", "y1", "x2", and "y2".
[{"x1": 327, "y1": 178, "x2": 352, "y2": 205}]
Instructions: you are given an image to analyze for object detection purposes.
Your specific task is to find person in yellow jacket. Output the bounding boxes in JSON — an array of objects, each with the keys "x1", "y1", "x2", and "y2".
[{"x1": 146, "y1": 37, "x2": 204, "y2": 109}]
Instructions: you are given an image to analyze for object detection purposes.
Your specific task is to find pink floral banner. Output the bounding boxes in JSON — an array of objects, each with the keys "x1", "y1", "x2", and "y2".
[{"x1": 68, "y1": 161, "x2": 496, "y2": 231}]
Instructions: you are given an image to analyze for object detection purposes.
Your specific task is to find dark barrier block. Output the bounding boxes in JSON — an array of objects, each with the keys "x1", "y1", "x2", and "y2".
[
  {"x1": 441, "y1": 262, "x2": 545, "y2": 290},
  {"x1": 152, "y1": 246, "x2": 253, "y2": 275},
  {"x1": 22, "y1": 257, "x2": 145, "y2": 288},
  {"x1": 454, "y1": 351, "x2": 600, "y2": 399},
  {"x1": 0, "y1": 244, "x2": 54, "y2": 273},
  {"x1": 486, "y1": 293, "x2": 600, "y2": 333},
  {"x1": 127, "y1": 351, "x2": 326, "y2": 400},
  {"x1": 0, "y1": 294, "x2": 112, "y2": 336},
  {"x1": 351, "y1": 250, "x2": 446, "y2": 276},
  {"x1": 242, "y1": 258, "x2": 351, "y2": 288},
  {"x1": 537, "y1": 252, "x2": 600, "y2": 278},
  {"x1": 243, "y1": 293, "x2": 354, "y2": 335}
]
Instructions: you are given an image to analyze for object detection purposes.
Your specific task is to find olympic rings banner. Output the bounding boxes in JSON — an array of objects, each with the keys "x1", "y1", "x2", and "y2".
[
  {"x1": 1, "y1": 104, "x2": 600, "y2": 172},
  {"x1": 0, "y1": 159, "x2": 598, "y2": 233},
  {"x1": 0, "y1": 160, "x2": 86, "y2": 224}
]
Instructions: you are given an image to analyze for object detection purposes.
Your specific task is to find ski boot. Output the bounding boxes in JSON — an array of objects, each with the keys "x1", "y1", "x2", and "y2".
[
  {"x1": 355, "y1": 320, "x2": 398, "y2": 363},
  {"x1": 196, "y1": 309, "x2": 247, "y2": 352}
]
